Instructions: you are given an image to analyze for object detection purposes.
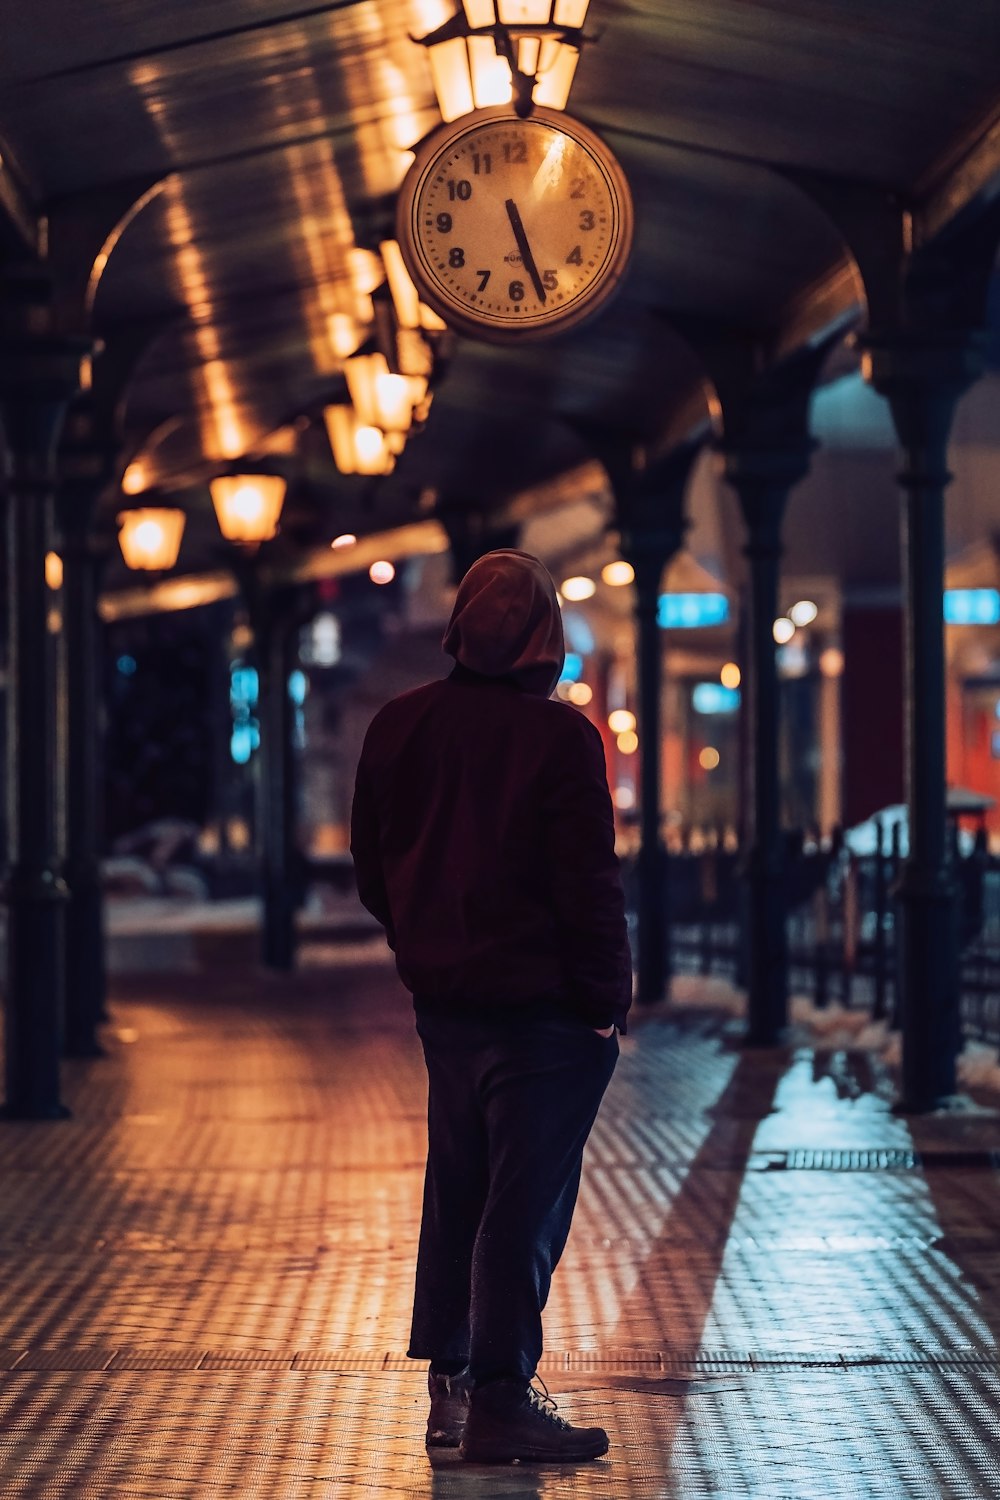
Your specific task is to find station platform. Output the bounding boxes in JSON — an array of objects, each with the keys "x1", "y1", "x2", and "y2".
[{"x1": 2, "y1": 942, "x2": 1000, "y2": 1498}]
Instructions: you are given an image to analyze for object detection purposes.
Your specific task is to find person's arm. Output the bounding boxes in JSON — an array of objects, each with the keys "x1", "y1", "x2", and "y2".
[
  {"x1": 541, "y1": 714, "x2": 633, "y2": 1032},
  {"x1": 350, "y1": 753, "x2": 396, "y2": 949}
]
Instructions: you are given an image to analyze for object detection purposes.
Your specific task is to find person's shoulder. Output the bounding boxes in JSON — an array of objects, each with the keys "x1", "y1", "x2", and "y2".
[
  {"x1": 364, "y1": 678, "x2": 447, "y2": 732},
  {"x1": 533, "y1": 697, "x2": 605, "y2": 748}
]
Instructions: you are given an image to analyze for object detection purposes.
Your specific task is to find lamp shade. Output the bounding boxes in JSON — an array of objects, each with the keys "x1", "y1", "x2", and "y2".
[
  {"x1": 209, "y1": 475, "x2": 287, "y2": 543},
  {"x1": 462, "y1": 0, "x2": 496, "y2": 26},
  {"x1": 117, "y1": 508, "x2": 186, "y2": 571},
  {"x1": 323, "y1": 406, "x2": 396, "y2": 476},
  {"x1": 532, "y1": 36, "x2": 579, "y2": 107}
]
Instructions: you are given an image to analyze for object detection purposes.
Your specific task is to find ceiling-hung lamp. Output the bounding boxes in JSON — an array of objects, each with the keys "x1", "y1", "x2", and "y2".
[
  {"x1": 346, "y1": 339, "x2": 423, "y2": 441},
  {"x1": 117, "y1": 507, "x2": 186, "y2": 571},
  {"x1": 209, "y1": 474, "x2": 287, "y2": 545},
  {"x1": 343, "y1": 347, "x2": 390, "y2": 430},
  {"x1": 379, "y1": 240, "x2": 447, "y2": 333},
  {"x1": 323, "y1": 405, "x2": 396, "y2": 477},
  {"x1": 415, "y1": 0, "x2": 590, "y2": 120}
]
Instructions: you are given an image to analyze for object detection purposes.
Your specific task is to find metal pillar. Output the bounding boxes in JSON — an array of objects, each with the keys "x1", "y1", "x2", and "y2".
[
  {"x1": 617, "y1": 442, "x2": 698, "y2": 1005},
  {"x1": 724, "y1": 450, "x2": 810, "y2": 1045},
  {"x1": 257, "y1": 597, "x2": 298, "y2": 972},
  {"x1": 631, "y1": 553, "x2": 668, "y2": 1002},
  {"x1": 865, "y1": 334, "x2": 984, "y2": 1109},
  {"x1": 0, "y1": 280, "x2": 86, "y2": 1117},
  {"x1": 56, "y1": 470, "x2": 108, "y2": 1055}
]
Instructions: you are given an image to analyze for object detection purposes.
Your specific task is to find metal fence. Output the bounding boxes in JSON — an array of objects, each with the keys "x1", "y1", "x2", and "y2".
[{"x1": 626, "y1": 826, "x2": 1000, "y2": 1048}]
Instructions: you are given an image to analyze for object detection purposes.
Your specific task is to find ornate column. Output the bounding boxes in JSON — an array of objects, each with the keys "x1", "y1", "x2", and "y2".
[
  {"x1": 256, "y1": 587, "x2": 300, "y2": 972},
  {"x1": 864, "y1": 333, "x2": 984, "y2": 1107},
  {"x1": 231, "y1": 555, "x2": 301, "y2": 972},
  {"x1": 0, "y1": 272, "x2": 87, "y2": 1117},
  {"x1": 56, "y1": 418, "x2": 111, "y2": 1056},
  {"x1": 722, "y1": 444, "x2": 811, "y2": 1043},
  {"x1": 616, "y1": 442, "x2": 699, "y2": 1005}
]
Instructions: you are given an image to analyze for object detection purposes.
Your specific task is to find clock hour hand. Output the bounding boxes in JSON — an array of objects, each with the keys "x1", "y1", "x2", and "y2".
[{"x1": 504, "y1": 197, "x2": 546, "y2": 304}]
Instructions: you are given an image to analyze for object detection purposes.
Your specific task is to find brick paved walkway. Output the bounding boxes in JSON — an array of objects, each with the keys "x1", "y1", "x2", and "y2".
[{"x1": 2, "y1": 944, "x2": 1000, "y2": 1496}]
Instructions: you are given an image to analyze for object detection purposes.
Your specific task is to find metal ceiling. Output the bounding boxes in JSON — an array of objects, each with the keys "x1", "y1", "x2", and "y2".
[{"x1": 1, "y1": 0, "x2": 998, "y2": 583}]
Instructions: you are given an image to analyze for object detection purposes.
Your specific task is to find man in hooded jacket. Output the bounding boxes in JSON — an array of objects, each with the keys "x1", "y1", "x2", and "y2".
[{"x1": 351, "y1": 548, "x2": 632, "y2": 1464}]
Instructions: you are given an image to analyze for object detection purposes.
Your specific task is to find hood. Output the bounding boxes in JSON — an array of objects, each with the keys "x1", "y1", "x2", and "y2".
[{"x1": 442, "y1": 548, "x2": 565, "y2": 698}]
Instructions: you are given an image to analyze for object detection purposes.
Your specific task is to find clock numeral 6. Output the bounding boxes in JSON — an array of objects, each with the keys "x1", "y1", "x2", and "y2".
[
  {"x1": 449, "y1": 247, "x2": 466, "y2": 268},
  {"x1": 542, "y1": 269, "x2": 558, "y2": 290},
  {"x1": 509, "y1": 280, "x2": 525, "y2": 302},
  {"x1": 447, "y1": 179, "x2": 472, "y2": 201}
]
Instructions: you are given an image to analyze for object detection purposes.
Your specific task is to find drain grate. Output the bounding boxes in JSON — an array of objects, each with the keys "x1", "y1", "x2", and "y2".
[
  {"x1": 751, "y1": 1148, "x2": 1000, "y2": 1172},
  {"x1": 8, "y1": 1345, "x2": 1000, "y2": 1374}
]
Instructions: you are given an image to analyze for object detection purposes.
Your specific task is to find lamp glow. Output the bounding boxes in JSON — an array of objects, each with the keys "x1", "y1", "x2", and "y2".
[
  {"x1": 617, "y1": 729, "x2": 638, "y2": 754},
  {"x1": 323, "y1": 406, "x2": 395, "y2": 476},
  {"x1": 370, "y1": 560, "x2": 396, "y2": 584},
  {"x1": 720, "y1": 661, "x2": 741, "y2": 689},
  {"x1": 328, "y1": 313, "x2": 361, "y2": 359},
  {"x1": 699, "y1": 746, "x2": 721, "y2": 771},
  {"x1": 772, "y1": 617, "x2": 796, "y2": 644},
  {"x1": 608, "y1": 709, "x2": 636, "y2": 734},
  {"x1": 117, "y1": 508, "x2": 186, "y2": 571},
  {"x1": 121, "y1": 462, "x2": 147, "y2": 496},
  {"x1": 601, "y1": 560, "x2": 634, "y2": 587},
  {"x1": 45, "y1": 552, "x2": 63, "y2": 590},
  {"x1": 789, "y1": 599, "x2": 818, "y2": 627},
  {"x1": 344, "y1": 350, "x2": 388, "y2": 429},
  {"x1": 567, "y1": 681, "x2": 592, "y2": 705},
  {"x1": 374, "y1": 370, "x2": 415, "y2": 433},
  {"x1": 332, "y1": 533, "x2": 357, "y2": 549},
  {"x1": 561, "y1": 575, "x2": 596, "y2": 601},
  {"x1": 819, "y1": 647, "x2": 845, "y2": 678},
  {"x1": 355, "y1": 425, "x2": 395, "y2": 475},
  {"x1": 532, "y1": 38, "x2": 579, "y2": 108},
  {"x1": 209, "y1": 475, "x2": 287, "y2": 544},
  {"x1": 470, "y1": 35, "x2": 514, "y2": 107},
  {"x1": 380, "y1": 239, "x2": 421, "y2": 330}
]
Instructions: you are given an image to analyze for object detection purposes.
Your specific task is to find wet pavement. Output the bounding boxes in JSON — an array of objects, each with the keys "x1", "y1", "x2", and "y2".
[{"x1": 2, "y1": 943, "x2": 1000, "y2": 1497}]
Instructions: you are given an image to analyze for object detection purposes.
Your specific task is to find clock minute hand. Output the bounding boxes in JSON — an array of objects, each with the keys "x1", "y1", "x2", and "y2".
[{"x1": 504, "y1": 197, "x2": 546, "y2": 304}]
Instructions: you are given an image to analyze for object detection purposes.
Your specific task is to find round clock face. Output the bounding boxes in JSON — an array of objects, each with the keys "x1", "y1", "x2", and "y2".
[{"x1": 397, "y1": 106, "x2": 634, "y2": 342}]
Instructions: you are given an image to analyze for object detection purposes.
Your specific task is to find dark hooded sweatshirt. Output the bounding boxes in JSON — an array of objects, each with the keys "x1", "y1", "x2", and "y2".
[{"x1": 350, "y1": 549, "x2": 633, "y2": 1032}]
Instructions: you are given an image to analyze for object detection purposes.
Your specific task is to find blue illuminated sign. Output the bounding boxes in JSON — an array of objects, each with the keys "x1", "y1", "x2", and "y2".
[
  {"x1": 658, "y1": 592, "x2": 730, "y2": 629},
  {"x1": 943, "y1": 589, "x2": 1000, "y2": 625},
  {"x1": 692, "y1": 683, "x2": 741, "y2": 715},
  {"x1": 559, "y1": 653, "x2": 583, "y2": 683}
]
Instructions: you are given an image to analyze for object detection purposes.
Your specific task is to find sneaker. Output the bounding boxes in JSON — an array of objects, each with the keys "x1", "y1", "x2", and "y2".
[
  {"x1": 426, "y1": 1367, "x2": 472, "y2": 1447},
  {"x1": 460, "y1": 1377, "x2": 609, "y2": 1464}
]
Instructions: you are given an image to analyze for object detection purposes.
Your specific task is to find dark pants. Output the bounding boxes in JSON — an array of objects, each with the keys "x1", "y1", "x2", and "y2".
[{"x1": 407, "y1": 1010, "x2": 619, "y2": 1384}]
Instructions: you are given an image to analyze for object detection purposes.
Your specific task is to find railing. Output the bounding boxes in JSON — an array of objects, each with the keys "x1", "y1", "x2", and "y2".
[{"x1": 624, "y1": 825, "x2": 1000, "y2": 1047}]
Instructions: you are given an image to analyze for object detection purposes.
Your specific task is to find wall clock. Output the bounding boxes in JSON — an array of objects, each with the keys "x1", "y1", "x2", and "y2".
[{"x1": 396, "y1": 105, "x2": 634, "y2": 343}]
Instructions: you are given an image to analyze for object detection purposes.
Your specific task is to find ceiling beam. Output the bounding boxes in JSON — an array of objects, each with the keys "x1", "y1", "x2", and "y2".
[
  {"x1": 917, "y1": 107, "x2": 1000, "y2": 243},
  {"x1": 0, "y1": 149, "x2": 41, "y2": 258},
  {"x1": 35, "y1": 0, "x2": 367, "y2": 81}
]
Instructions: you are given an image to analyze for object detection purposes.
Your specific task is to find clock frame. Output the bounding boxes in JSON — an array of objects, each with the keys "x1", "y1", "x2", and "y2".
[{"x1": 395, "y1": 106, "x2": 634, "y2": 343}]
